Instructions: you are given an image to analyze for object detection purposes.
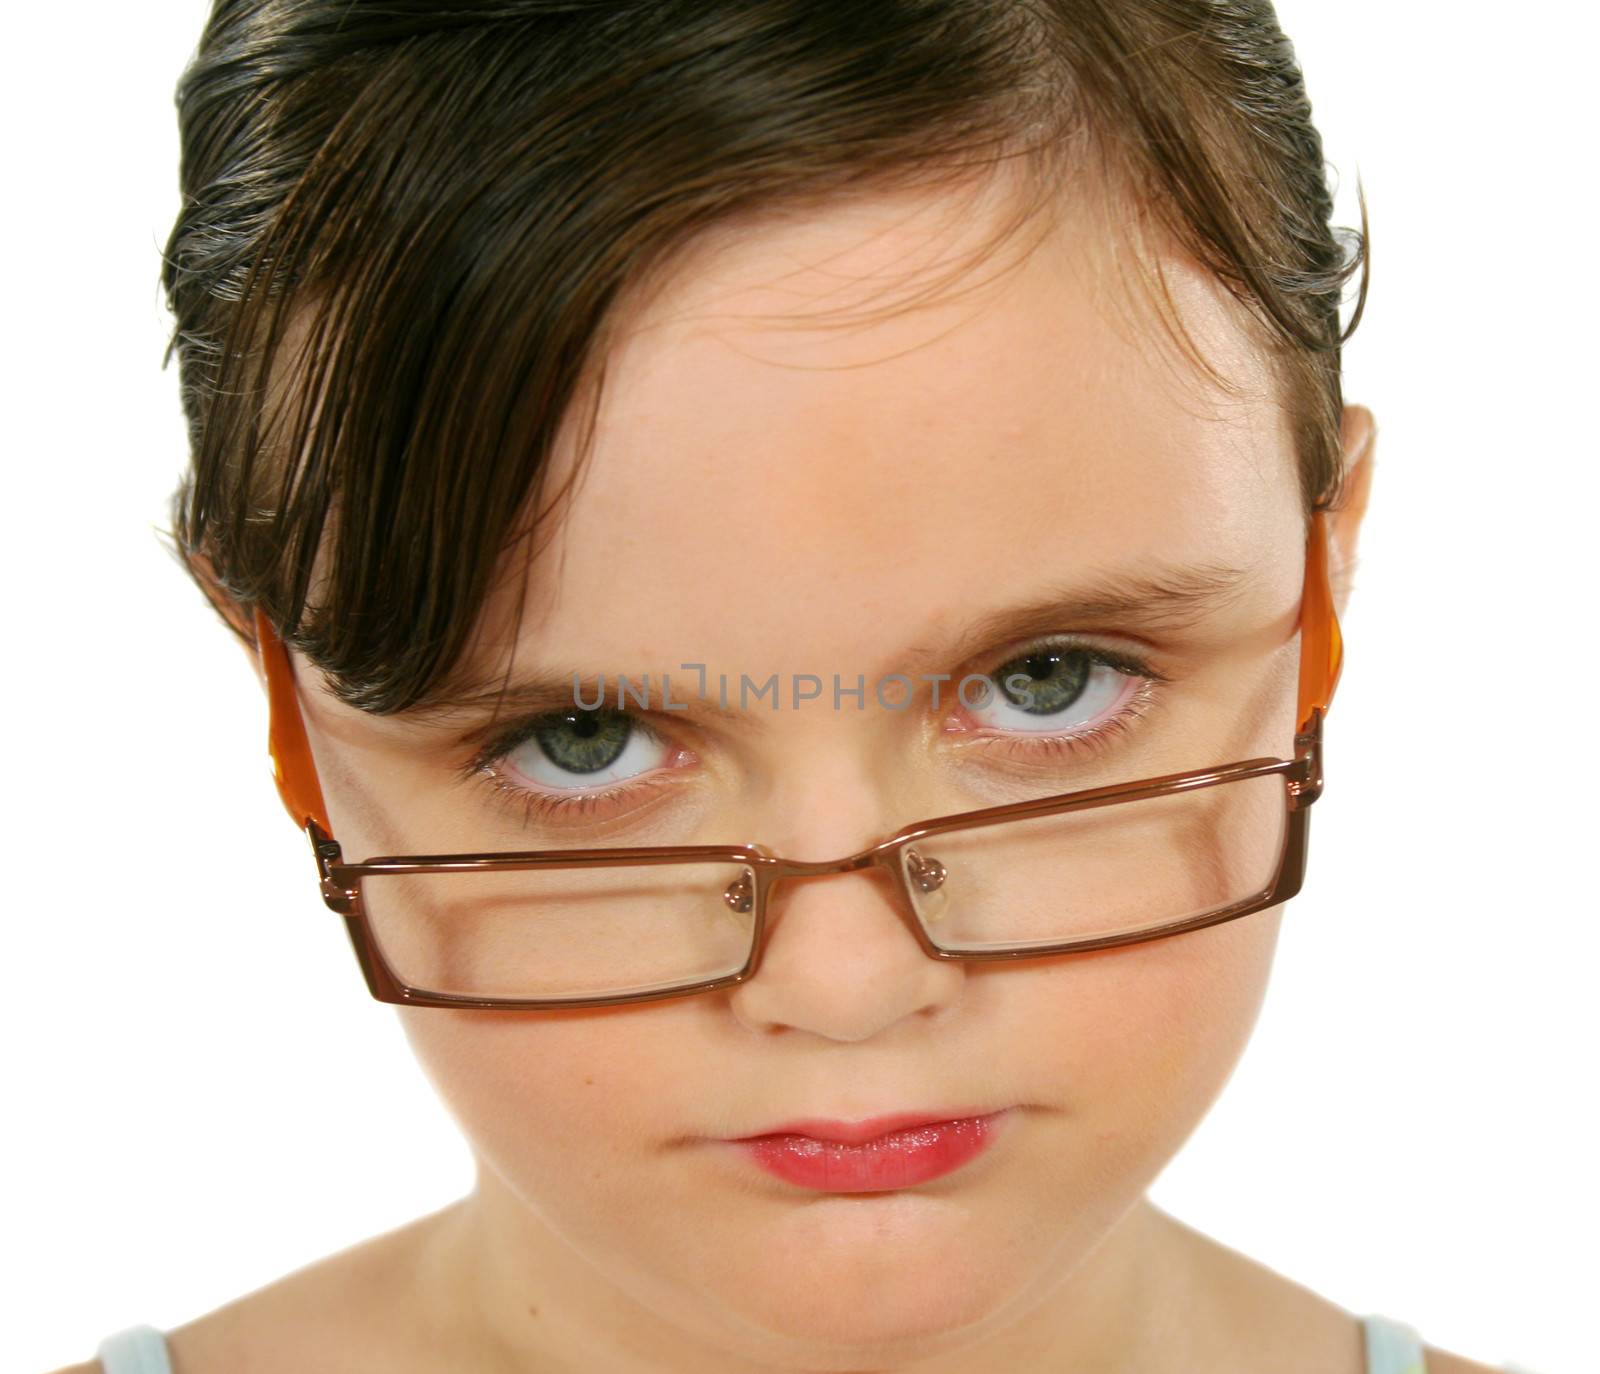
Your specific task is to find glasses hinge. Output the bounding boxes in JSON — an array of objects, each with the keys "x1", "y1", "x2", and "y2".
[
  {"x1": 1288, "y1": 708, "x2": 1327, "y2": 805},
  {"x1": 305, "y1": 819, "x2": 360, "y2": 914}
]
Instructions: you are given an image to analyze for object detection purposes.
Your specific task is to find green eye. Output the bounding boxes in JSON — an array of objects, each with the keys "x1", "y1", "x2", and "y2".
[
  {"x1": 531, "y1": 709, "x2": 633, "y2": 775},
  {"x1": 966, "y1": 640, "x2": 1156, "y2": 744},
  {"x1": 994, "y1": 648, "x2": 1091, "y2": 716}
]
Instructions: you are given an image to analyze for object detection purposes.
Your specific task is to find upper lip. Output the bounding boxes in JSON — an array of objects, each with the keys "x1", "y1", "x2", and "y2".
[{"x1": 728, "y1": 1107, "x2": 1006, "y2": 1145}]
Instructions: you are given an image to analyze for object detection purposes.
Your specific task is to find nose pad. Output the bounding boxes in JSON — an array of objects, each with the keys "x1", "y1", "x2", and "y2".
[
  {"x1": 723, "y1": 866, "x2": 755, "y2": 919},
  {"x1": 902, "y1": 846, "x2": 949, "y2": 923}
]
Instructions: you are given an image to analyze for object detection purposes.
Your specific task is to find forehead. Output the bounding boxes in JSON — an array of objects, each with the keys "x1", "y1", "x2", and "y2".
[{"x1": 471, "y1": 177, "x2": 1300, "y2": 690}]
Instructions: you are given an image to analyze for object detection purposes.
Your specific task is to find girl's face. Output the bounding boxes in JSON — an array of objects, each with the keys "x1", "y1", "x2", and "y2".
[{"x1": 286, "y1": 176, "x2": 1353, "y2": 1367}]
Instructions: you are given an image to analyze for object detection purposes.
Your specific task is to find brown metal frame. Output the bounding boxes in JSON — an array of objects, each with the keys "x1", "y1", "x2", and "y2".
[{"x1": 253, "y1": 510, "x2": 1344, "y2": 1010}]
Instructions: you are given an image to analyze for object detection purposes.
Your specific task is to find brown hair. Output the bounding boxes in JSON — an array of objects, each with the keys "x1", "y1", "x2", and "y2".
[{"x1": 160, "y1": 0, "x2": 1367, "y2": 718}]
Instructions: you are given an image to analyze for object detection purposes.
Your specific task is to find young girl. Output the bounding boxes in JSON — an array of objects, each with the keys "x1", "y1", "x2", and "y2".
[{"x1": 55, "y1": 2, "x2": 1534, "y2": 1371}]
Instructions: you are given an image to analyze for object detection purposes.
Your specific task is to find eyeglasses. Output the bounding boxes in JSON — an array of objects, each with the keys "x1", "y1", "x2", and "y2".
[{"x1": 254, "y1": 510, "x2": 1342, "y2": 1010}]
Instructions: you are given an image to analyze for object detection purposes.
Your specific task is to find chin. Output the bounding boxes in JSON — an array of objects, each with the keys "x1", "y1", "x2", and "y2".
[{"x1": 688, "y1": 1191, "x2": 1036, "y2": 1357}]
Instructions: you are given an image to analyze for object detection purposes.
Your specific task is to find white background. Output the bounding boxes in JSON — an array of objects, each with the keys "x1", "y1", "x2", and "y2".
[{"x1": 6, "y1": 4, "x2": 1594, "y2": 1371}]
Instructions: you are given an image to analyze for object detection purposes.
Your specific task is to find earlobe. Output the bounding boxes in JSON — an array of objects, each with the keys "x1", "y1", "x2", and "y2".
[
  {"x1": 1328, "y1": 403, "x2": 1377, "y2": 618},
  {"x1": 1337, "y1": 404, "x2": 1377, "y2": 518}
]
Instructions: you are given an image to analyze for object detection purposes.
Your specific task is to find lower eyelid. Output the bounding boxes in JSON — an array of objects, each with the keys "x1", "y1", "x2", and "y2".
[
  {"x1": 945, "y1": 677, "x2": 1161, "y2": 752},
  {"x1": 502, "y1": 740, "x2": 695, "y2": 793},
  {"x1": 478, "y1": 739, "x2": 703, "y2": 826},
  {"x1": 477, "y1": 764, "x2": 680, "y2": 831},
  {"x1": 946, "y1": 666, "x2": 1142, "y2": 732}
]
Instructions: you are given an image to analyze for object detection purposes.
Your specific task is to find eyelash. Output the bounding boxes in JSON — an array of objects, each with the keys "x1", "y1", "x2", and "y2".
[{"x1": 462, "y1": 637, "x2": 1171, "y2": 831}]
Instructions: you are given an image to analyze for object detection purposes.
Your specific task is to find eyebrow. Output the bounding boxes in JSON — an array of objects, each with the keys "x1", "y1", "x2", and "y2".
[
  {"x1": 898, "y1": 558, "x2": 1257, "y2": 678},
  {"x1": 408, "y1": 559, "x2": 1258, "y2": 735}
]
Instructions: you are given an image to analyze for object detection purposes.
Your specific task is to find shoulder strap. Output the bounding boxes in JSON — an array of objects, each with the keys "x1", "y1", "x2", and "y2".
[
  {"x1": 1362, "y1": 1313, "x2": 1428, "y2": 1374},
  {"x1": 95, "y1": 1324, "x2": 173, "y2": 1374}
]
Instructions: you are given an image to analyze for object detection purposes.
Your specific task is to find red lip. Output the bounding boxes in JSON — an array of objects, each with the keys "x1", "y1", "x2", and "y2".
[
  {"x1": 724, "y1": 1109, "x2": 1012, "y2": 1192},
  {"x1": 731, "y1": 1108, "x2": 999, "y2": 1145}
]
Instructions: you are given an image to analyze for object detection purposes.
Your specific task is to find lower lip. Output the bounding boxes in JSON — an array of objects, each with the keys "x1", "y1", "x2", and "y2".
[{"x1": 727, "y1": 1111, "x2": 1009, "y2": 1192}]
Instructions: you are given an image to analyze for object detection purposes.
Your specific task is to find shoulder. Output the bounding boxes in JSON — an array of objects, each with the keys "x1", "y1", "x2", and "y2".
[
  {"x1": 1423, "y1": 1347, "x2": 1505, "y2": 1374},
  {"x1": 76, "y1": 1201, "x2": 465, "y2": 1374},
  {"x1": 1148, "y1": 1206, "x2": 1510, "y2": 1374}
]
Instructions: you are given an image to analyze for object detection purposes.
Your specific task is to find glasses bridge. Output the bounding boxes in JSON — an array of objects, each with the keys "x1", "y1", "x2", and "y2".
[{"x1": 720, "y1": 844, "x2": 949, "y2": 914}]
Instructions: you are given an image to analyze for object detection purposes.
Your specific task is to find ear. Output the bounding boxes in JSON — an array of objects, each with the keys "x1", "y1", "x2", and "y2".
[{"x1": 1327, "y1": 403, "x2": 1377, "y2": 622}]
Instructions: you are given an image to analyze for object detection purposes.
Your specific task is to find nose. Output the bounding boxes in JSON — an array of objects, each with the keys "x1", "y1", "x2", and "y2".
[
  {"x1": 725, "y1": 842, "x2": 965, "y2": 1042},
  {"x1": 721, "y1": 740, "x2": 967, "y2": 1038}
]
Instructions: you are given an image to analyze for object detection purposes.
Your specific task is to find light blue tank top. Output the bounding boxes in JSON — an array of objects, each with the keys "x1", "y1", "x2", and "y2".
[
  {"x1": 94, "y1": 1325, "x2": 172, "y2": 1374},
  {"x1": 90, "y1": 1312, "x2": 1550, "y2": 1372}
]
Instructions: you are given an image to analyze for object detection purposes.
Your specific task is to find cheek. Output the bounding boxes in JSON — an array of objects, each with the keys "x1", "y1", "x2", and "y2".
[
  {"x1": 398, "y1": 907, "x2": 1282, "y2": 1198},
  {"x1": 1025, "y1": 906, "x2": 1284, "y2": 1157},
  {"x1": 397, "y1": 1004, "x2": 693, "y2": 1189}
]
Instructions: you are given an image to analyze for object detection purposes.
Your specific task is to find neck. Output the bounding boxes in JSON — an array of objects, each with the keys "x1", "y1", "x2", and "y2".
[{"x1": 415, "y1": 1163, "x2": 1215, "y2": 1374}]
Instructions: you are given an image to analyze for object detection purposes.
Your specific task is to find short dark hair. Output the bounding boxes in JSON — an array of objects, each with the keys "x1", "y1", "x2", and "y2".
[{"x1": 160, "y1": 0, "x2": 1367, "y2": 716}]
